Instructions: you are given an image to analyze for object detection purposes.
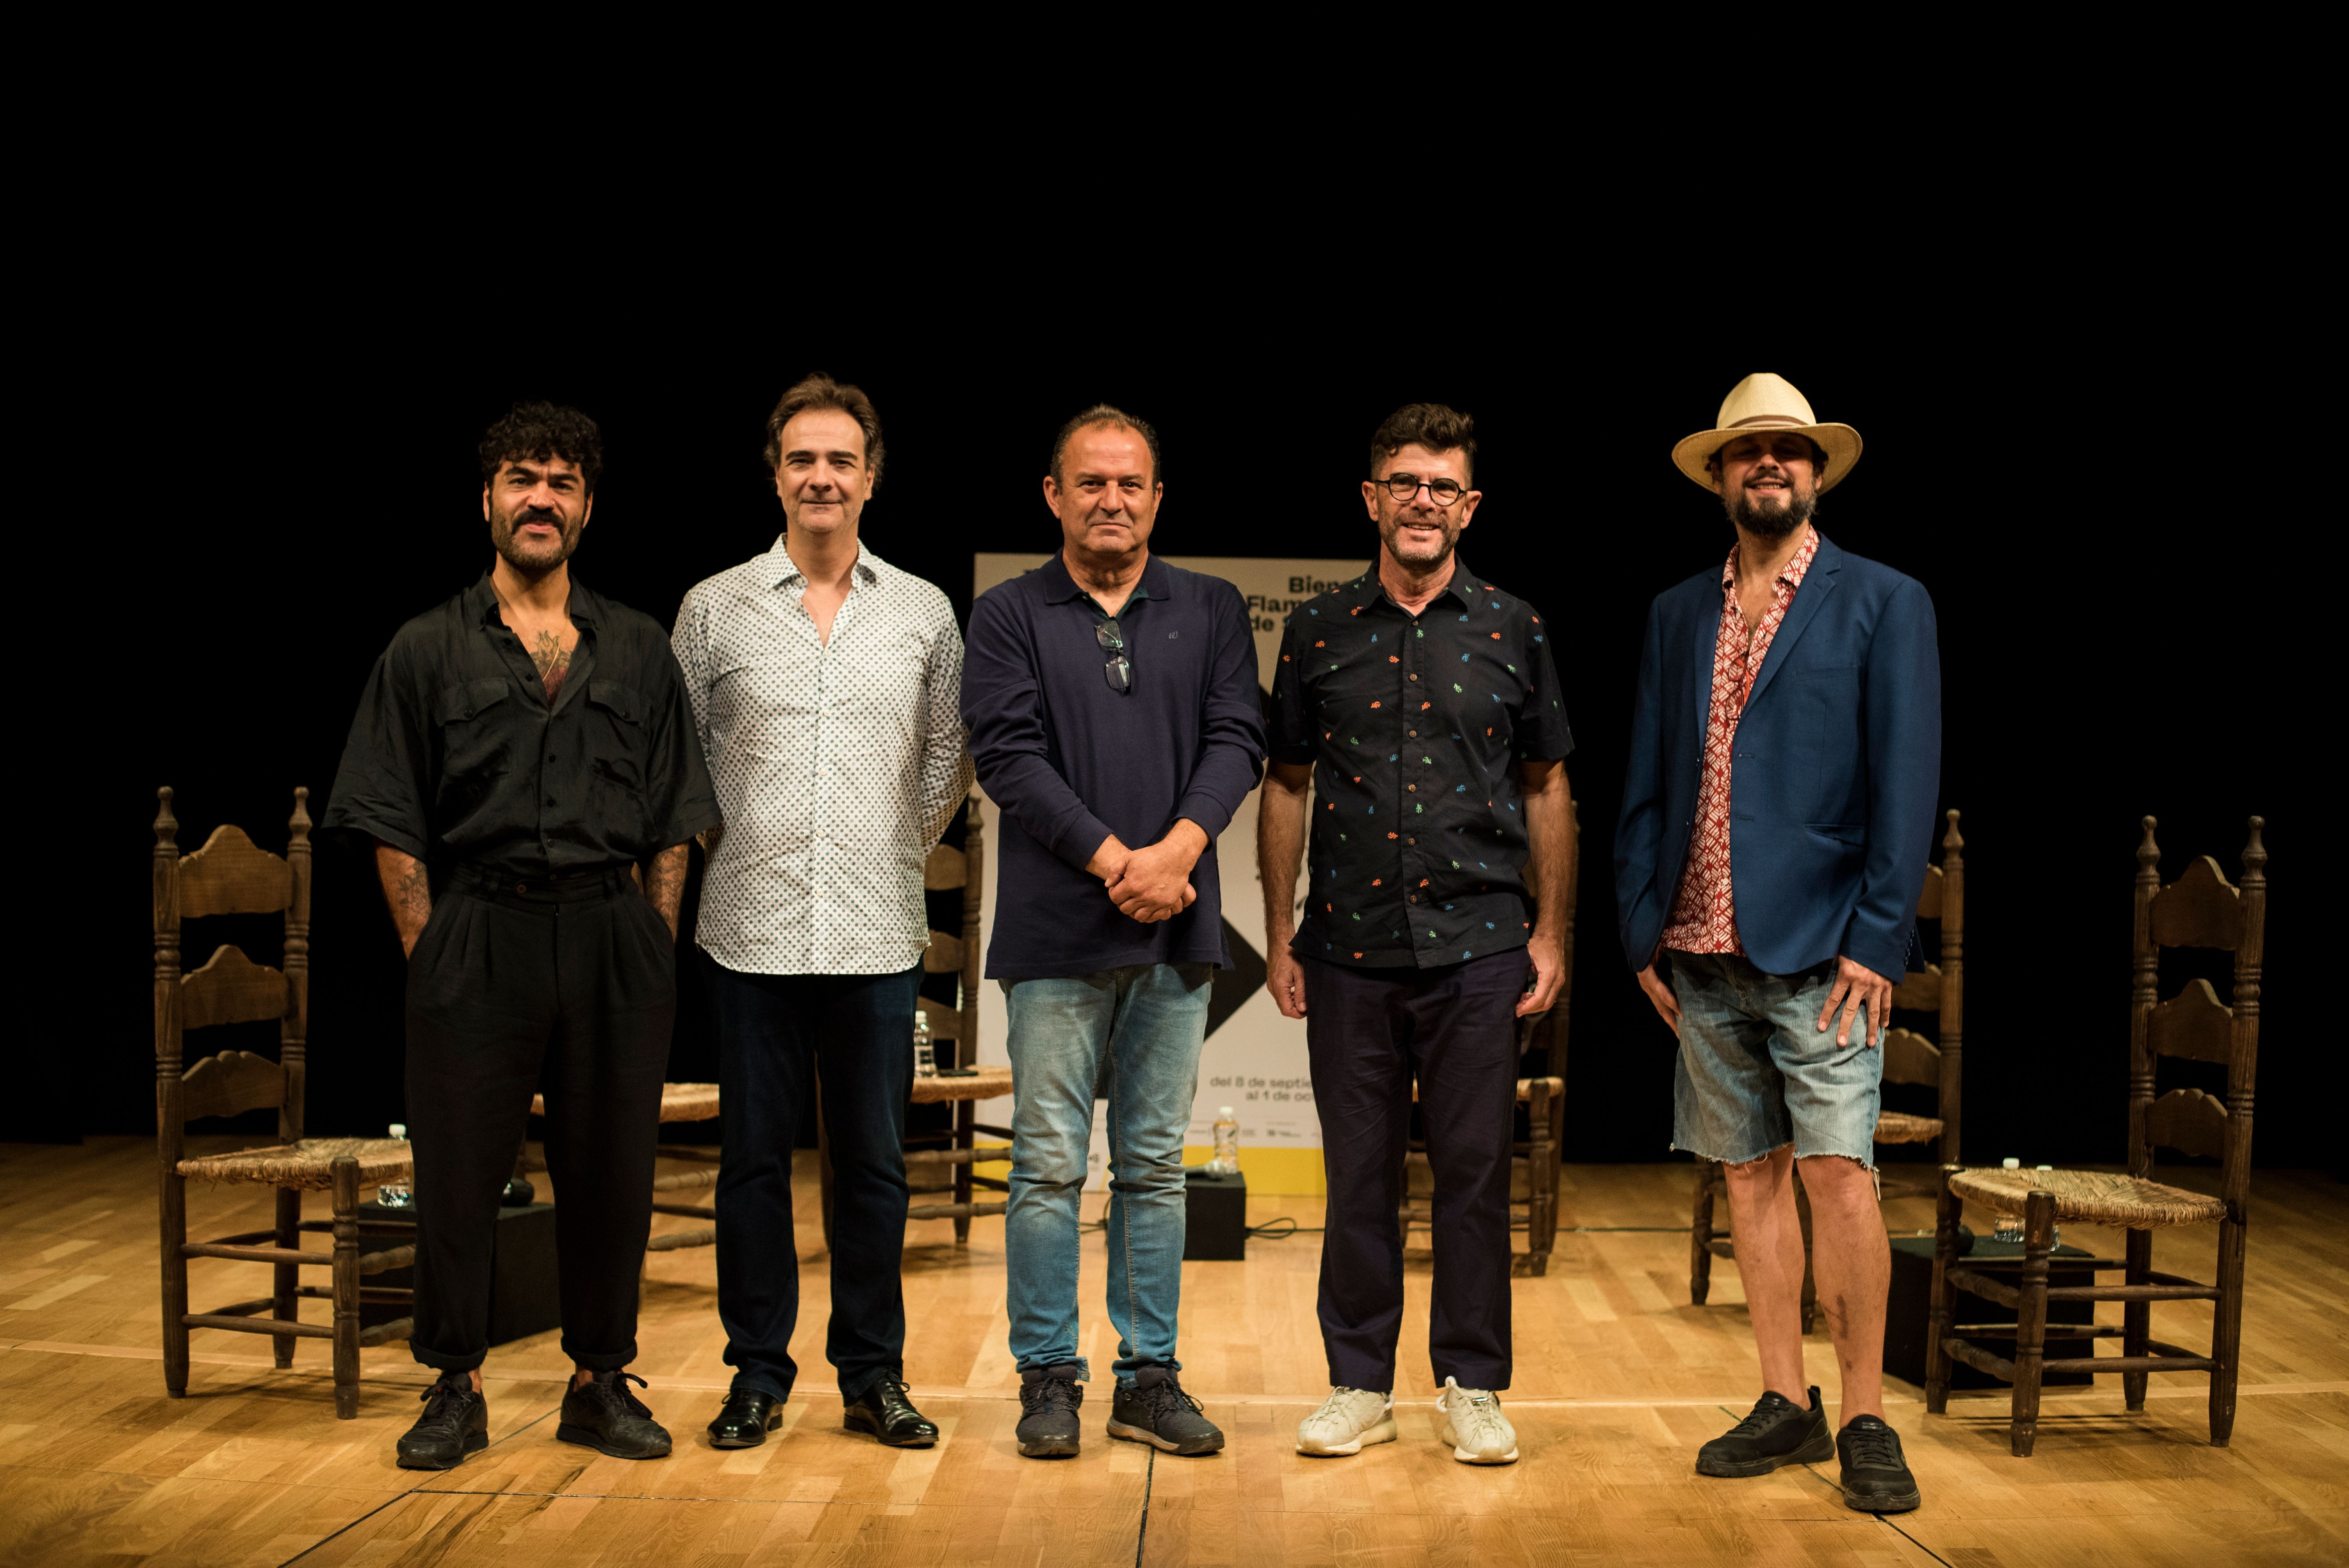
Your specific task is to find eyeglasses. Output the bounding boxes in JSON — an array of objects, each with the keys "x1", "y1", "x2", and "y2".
[
  {"x1": 1096, "y1": 618, "x2": 1132, "y2": 694},
  {"x1": 1379, "y1": 472, "x2": 1466, "y2": 506}
]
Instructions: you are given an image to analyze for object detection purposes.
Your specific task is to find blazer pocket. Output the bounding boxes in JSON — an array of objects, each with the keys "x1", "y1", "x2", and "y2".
[{"x1": 1805, "y1": 822, "x2": 1864, "y2": 844}]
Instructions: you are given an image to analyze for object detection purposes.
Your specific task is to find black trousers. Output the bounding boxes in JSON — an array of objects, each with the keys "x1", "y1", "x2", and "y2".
[
  {"x1": 404, "y1": 864, "x2": 675, "y2": 1373},
  {"x1": 702, "y1": 953, "x2": 921, "y2": 1402},
  {"x1": 1303, "y1": 950, "x2": 1527, "y2": 1392}
]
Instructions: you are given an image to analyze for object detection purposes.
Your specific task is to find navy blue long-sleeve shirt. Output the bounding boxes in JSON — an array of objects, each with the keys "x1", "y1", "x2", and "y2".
[{"x1": 963, "y1": 551, "x2": 1266, "y2": 980}]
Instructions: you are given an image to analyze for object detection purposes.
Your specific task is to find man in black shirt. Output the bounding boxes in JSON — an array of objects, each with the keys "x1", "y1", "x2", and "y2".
[
  {"x1": 326, "y1": 402, "x2": 720, "y2": 1470},
  {"x1": 1260, "y1": 403, "x2": 1575, "y2": 1466}
]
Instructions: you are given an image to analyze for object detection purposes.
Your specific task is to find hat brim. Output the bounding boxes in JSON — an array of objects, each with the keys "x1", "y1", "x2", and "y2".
[{"x1": 1672, "y1": 422, "x2": 1863, "y2": 494}]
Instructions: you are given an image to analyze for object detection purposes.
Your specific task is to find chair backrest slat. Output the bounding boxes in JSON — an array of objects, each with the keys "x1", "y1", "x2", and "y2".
[
  {"x1": 179, "y1": 825, "x2": 292, "y2": 918},
  {"x1": 1890, "y1": 964, "x2": 1941, "y2": 1013},
  {"x1": 181, "y1": 1049, "x2": 287, "y2": 1123},
  {"x1": 1915, "y1": 862, "x2": 1943, "y2": 921},
  {"x1": 925, "y1": 843, "x2": 968, "y2": 891},
  {"x1": 2148, "y1": 978, "x2": 2233, "y2": 1065},
  {"x1": 1880, "y1": 1026, "x2": 1941, "y2": 1089},
  {"x1": 182, "y1": 945, "x2": 290, "y2": 1031},
  {"x1": 2147, "y1": 856, "x2": 2244, "y2": 951},
  {"x1": 2145, "y1": 1086, "x2": 2228, "y2": 1162}
]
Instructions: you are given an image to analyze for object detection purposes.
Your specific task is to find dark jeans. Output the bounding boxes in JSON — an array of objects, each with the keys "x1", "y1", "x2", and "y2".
[
  {"x1": 703, "y1": 952, "x2": 921, "y2": 1402},
  {"x1": 404, "y1": 864, "x2": 676, "y2": 1374},
  {"x1": 1303, "y1": 949, "x2": 1528, "y2": 1393}
]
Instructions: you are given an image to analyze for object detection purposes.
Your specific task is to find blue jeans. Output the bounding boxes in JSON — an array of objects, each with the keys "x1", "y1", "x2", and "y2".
[
  {"x1": 1668, "y1": 951, "x2": 1881, "y2": 1170},
  {"x1": 1002, "y1": 963, "x2": 1212, "y2": 1381},
  {"x1": 702, "y1": 952, "x2": 921, "y2": 1402}
]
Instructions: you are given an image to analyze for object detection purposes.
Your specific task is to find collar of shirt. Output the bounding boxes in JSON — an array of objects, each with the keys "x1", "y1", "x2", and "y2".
[
  {"x1": 1326, "y1": 554, "x2": 1478, "y2": 618},
  {"x1": 1721, "y1": 526, "x2": 1820, "y2": 597},
  {"x1": 758, "y1": 536, "x2": 888, "y2": 592},
  {"x1": 1039, "y1": 549, "x2": 1172, "y2": 610},
  {"x1": 465, "y1": 571, "x2": 609, "y2": 631}
]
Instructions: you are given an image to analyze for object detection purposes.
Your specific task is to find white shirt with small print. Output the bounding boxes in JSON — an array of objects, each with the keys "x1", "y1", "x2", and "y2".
[{"x1": 672, "y1": 538, "x2": 973, "y2": 976}]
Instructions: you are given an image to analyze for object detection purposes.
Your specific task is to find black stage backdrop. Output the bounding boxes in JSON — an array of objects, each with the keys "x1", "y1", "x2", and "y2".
[{"x1": 23, "y1": 301, "x2": 2315, "y2": 1173}]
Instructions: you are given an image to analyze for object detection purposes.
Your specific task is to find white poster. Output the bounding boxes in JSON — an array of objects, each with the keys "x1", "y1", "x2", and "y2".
[{"x1": 968, "y1": 553, "x2": 1369, "y2": 1190}]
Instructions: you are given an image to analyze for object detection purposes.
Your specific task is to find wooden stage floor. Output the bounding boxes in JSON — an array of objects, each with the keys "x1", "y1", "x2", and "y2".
[{"x1": 3, "y1": 1139, "x2": 2344, "y2": 1566}]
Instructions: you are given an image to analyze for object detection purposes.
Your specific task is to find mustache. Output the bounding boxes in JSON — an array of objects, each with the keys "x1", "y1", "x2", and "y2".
[{"x1": 515, "y1": 507, "x2": 565, "y2": 529}]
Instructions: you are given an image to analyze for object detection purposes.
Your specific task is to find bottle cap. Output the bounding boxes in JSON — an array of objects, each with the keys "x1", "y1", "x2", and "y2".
[
  {"x1": 389, "y1": 1123, "x2": 407, "y2": 1139},
  {"x1": 2001, "y1": 1157, "x2": 2020, "y2": 1169},
  {"x1": 2036, "y1": 1164, "x2": 2054, "y2": 1171},
  {"x1": 1219, "y1": 1106, "x2": 1235, "y2": 1118}
]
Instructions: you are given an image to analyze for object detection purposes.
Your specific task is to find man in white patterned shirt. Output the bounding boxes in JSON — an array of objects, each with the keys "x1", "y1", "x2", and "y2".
[{"x1": 670, "y1": 372, "x2": 972, "y2": 1451}]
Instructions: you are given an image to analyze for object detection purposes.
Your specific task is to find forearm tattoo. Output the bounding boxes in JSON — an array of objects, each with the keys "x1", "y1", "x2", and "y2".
[
  {"x1": 645, "y1": 844, "x2": 689, "y2": 938},
  {"x1": 531, "y1": 630, "x2": 572, "y2": 700}
]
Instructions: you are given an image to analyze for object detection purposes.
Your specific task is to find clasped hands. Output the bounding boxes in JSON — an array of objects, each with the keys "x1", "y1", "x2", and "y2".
[{"x1": 1087, "y1": 821, "x2": 1207, "y2": 924}]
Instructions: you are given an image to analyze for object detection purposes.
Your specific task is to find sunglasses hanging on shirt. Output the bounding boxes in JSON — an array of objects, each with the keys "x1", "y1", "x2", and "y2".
[{"x1": 1096, "y1": 618, "x2": 1132, "y2": 694}]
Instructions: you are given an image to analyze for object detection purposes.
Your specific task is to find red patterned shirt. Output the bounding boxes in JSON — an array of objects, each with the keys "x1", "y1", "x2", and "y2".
[{"x1": 1660, "y1": 526, "x2": 1821, "y2": 955}]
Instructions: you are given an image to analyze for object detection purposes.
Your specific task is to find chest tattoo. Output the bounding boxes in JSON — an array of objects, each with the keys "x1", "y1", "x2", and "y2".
[{"x1": 531, "y1": 629, "x2": 572, "y2": 700}]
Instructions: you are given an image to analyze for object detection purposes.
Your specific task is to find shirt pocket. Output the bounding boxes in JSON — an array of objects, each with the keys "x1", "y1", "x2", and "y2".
[
  {"x1": 586, "y1": 678, "x2": 652, "y2": 795},
  {"x1": 435, "y1": 678, "x2": 516, "y2": 811}
]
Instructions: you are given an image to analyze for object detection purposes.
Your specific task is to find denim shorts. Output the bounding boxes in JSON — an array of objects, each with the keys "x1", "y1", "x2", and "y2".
[{"x1": 1668, "y1": 951, "x2": 1880, "y2": 1169}]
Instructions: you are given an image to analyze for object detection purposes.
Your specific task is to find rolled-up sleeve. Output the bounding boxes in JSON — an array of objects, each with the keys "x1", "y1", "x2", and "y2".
[
  {"x1": 1172, "y1": 581, "x2": 1266, "y2": 839},
  {"x1": 962, "y1": 587, "x2": 1118, "y2": 871},
  {"x1": 641, "y1": 642, "x2": 724, "y2": 851},
  {"x1": 322, "y1": 640, "x2": 434, "y2": 858}
]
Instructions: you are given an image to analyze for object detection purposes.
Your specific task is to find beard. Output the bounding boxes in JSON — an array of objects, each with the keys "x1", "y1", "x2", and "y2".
[
  {"x1": 1379, "y1": 510, "x2": 1462, "y2": 567},
  {"x1": 491, "y1": 505, "x2": 582, "y2": 575},
  {"x1": 1725, "y1": 482, "x2": 1816, "y2": 540}
]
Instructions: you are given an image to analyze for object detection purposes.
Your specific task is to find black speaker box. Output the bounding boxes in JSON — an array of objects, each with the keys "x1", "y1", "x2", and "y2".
[
  {"x1": 359, "y1": 1200, "x2": 562, "y2": 1347},
  {"x1": 1884, "y1": 1233, "x2": 2098, "y2": 1389},
  {"x1": 1183, "y1": 1168, "x2": 1247, "y2": 1260}
]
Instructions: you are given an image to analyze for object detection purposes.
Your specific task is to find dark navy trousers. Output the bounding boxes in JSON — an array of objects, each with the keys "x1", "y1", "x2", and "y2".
[
  {"x1": 703, "y1": 952, "x2": 921, "y2": 1402},
  {"x1": 1303, "y1": 949, "x2": 1527, "y2": 1393}
]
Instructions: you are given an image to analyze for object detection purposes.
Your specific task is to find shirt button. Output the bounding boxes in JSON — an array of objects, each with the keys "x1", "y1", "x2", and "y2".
[
  {"x1": 1407, "y1": 730, "x2": 1417, "y2": 738},
  {"x1": 1408, "y1": 784, "x2": 1417, "y2": 793},
  {"x1": 1408, "y1": 895, "x2": 1418, "y2": 903},
  {"x1": 1409, "y1": 674, "x2": 1419, "y2": 682},
  {"x1": 1406, "y1": 837, "x2": 1416, "y2": 845}
]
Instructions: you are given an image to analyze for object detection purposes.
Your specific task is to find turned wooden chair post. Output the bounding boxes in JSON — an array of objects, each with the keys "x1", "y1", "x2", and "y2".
[
  {"x1": 154, "y1": 788, "x2": 190, "y2": 1399},
  {"x1": 331, "y1": 1156, "x2": 361, "y2": 1419},
  {"x1": 272, "y1": 789, "x2": 313, "y2": 1367},
  {"x1": 2123, "y1": 816, "x2": 2162, "y2": 1410},
  {"x1": 954, "y1": 793, "x2": 986, "y2": 1243},
  {"x1": 2211, "y1": 817, "x2": 2265, "y2": 1446},
  {"x1": 1925, "y1": 1164, "x2": 1961, "y2": 1413},
  {"x1": 2010, "y1": 1188, "x2": 2057, "y2": 1457},
  {"x1": 1793, "y1": 1164, "x2": 1817, "y2": 1334},
  {"x1": 1936, "y1": 810, "x2": 1965, "y2": 1165},
  {"x1": 1689, "y1": 1162, "x2": 1718, "y2": 1306}
]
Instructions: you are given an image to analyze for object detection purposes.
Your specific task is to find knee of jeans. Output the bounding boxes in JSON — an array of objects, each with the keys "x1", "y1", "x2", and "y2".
[{"x1": 1012, "y1": 1134, "x2": 1089, "y2": 1191}]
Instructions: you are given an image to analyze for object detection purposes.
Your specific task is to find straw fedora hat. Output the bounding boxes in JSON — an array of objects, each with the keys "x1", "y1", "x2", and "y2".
[{"x1": 1671, "y1": 372, "x2": 1862, "y2": 493}]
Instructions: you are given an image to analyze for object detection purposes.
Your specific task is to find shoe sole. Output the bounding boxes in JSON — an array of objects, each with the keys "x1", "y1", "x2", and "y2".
[
  {"x1": 1843, "y1": 1483, "x2": 1922, "y2": 1514},
  {"x1": 556, "y1": 1424, "x2": 672, "y2": 1459},
  {"x1": 1695, "y1": 1429, "x2": 1836, "y2": 1478},
  {"x1": 1107, "y1": 1418, "x2": 1225, "y2": 1456},
  {"x1": 1297, "y1": 1415, "x2": 1400, "y2": 1456},
  {"x1": 1017, "y1": 1433, "x2": 1081, "y2": 1458},
  {"x1": 396, "y1": 1430, "x2": 487, "y2": 1470},
  {"x1": 1436, "y1": 1420, "x2": 1518, "y2": 1465},
  {"x1": 707, "y1": 1411, "x2": 783, "y2": 1450},
  {"x1": 843, "y1": 1412, "x2": 936, "y2": 1449}
]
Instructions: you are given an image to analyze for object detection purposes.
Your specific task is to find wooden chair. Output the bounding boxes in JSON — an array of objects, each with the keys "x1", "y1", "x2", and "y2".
[
  {"x1": 818, "y1": 791, "x2": 1010, "y2": 1247},
  {"x1": 153, "y1": 787, "x2": 415, "y2": 1418},
  {"x1": 1400, "y1": 803, "x2": 1576, "y2": 1276},
  {"x1": 1690, "y1": 808, "x2": 1966, "y2": 1329},
  {"x1": 1927, "y1": 815, "x2": 2265, "y2": 1456}
]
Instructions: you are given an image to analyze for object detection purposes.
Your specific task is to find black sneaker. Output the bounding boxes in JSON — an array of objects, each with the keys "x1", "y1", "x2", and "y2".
[
  {"x1": 1107, "y1": 1367, "x2": 1223, "y2": 1456},
  {"x1": 1696, "y1": 1385, "x2": 1834, "y2": 1477},
  {"x1": 396, "y1": 1371, "x2": 487, "y2": 1470},
  {"x1": 1837, "y1": 1416, "x2": 1921, "y2": 1513},
  {"x1": 557, "y1": 1370, "x2": 673, "y2": 1460},
  {"x1": 1015, "y1": 1363, "x2": 1084, "y2": 1458}
]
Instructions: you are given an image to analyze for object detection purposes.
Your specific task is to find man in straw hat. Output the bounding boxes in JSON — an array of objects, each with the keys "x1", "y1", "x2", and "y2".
[{"x1": 1615, "y1": 373, "x2": 1940, "y2": 1513}]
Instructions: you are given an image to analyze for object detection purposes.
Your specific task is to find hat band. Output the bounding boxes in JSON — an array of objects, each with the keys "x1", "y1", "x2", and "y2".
[{"x1": 1726, "y1": 413, "x2": 1812, "y2": 429}]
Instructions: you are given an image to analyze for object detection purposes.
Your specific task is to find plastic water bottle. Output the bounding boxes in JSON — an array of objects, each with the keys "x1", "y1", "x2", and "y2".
[
  {"x1": 1209, "y1": 1106, "x2": 1240, "y2": 1176},
  {"x1": 913, "y1": 1009, "x2": 937, "y2": 1078},
  {"x1": 378, "y1": 1124, "x2": 413, "y2": 1210},
  {"x1": 1990, "y1": 1157, "x2": 2022, "y2": 1243}
]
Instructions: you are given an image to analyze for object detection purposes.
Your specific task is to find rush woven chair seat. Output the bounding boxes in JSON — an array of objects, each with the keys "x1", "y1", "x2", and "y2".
[
  {"x1": 528, "y1": 1082, "x2": 720, "y2": 1122},
  {"x1": 1692, "y1": 810, "x2": 1965, "y2": 1329},
  {"x1": 1927, "y1": 816, "x2": 2267, "y2": 1458},
  {"x1": 153, "y1": 788, "x2": 415, "y2": 1420},
  {"x1": 1949, "y1": 1167, "x2": 2226, "y2": 1229}
]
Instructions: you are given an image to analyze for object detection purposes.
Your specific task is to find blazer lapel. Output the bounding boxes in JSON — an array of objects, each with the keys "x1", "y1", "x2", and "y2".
[
  {"x1": 1744, "y1": 535, "x2": 1842, "y2": 713},
  {"x1": 1690, "y1": 588, "x2": 1720, "y2": 754}
]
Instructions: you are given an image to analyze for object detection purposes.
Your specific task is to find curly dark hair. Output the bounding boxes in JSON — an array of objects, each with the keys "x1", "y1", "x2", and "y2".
[
  {"x1": 762, "y1": 372, "x2": 885, "y2": 492},
  {"x1": 1369, "y1": 402, "x2": 1476, "y2": 485},
  {"x1": 479, "y1": 401, "x2": 605, "y2": 493},
  {"x1": 1050, "y1": 403, "x2": 1163, "y2": 488}
]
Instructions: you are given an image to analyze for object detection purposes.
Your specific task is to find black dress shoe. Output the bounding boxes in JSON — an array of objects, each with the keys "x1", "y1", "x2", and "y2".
[
  {"x1": 844, "y1": 1376, "x2": 938, "y2": 1447},
  {"x1": 708, "y1": 1388, "x2": 784, "y2": 1449},
  {"x1": 397, "y1": 1372, "x2": 488, "y2": 1470},
  {"x1": 556, "y1": 1370, "x2": 673, "y2": 1459}
]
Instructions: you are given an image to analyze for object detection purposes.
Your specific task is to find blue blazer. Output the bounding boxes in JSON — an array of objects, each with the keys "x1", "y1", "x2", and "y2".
[{"x1": 1615, "y1": 534, "x2": 1941, "y2": 981}]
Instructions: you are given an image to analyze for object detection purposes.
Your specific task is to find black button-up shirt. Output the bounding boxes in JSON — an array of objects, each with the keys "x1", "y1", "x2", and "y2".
[
  {"x1": 324, "y1": 574, "x2": 720, "y2": 877},
  {"x1": 1268, "y1": 558, "x2": 1573, "y2": 970},
  {"x1": 963, "y1": 552, "x2": 1266, "y2": 980}
]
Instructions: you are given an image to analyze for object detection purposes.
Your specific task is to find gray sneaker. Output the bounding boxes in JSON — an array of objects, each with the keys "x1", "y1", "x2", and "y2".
[
  {"x1": 1016, "y1": 1363, "x2": 1084, "y2": 1458},
  {"x1": 1107, "y1": 1367, "x2": 1224, "y2": 1456}
]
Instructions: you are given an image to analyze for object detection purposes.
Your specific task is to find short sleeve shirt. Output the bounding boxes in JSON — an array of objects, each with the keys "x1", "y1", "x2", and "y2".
[
  {"x1": 1267, "y1": 558, "x2": 1574, "y2": 969},
  {"x1": 323, "y1": 574, "x2": 721, "y2": 876}
]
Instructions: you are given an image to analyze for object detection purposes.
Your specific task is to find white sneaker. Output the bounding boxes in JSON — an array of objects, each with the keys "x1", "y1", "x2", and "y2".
[
  {"x1": 1436, "y1": 1376, "x2": 1519, "y2": 1464},
  {"x1": 1296, "y1": 1387, "x2": 1399, "y2": 1456}
]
